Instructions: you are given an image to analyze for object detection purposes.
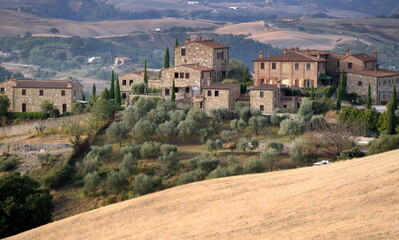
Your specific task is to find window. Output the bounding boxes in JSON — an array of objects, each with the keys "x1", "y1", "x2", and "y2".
[
  {"x1": 337, "y1": 60, "x2": 340, "y2": 67},
  {"x1": 165, "y1": 88, "x2": 170, "y2": 96},
  {"x1": 122, "y1": 93, "x2": 127, "y2": 99},
  {"x1": 260, "y1": 63, "x2": 265, "y2": 69},
  {"x1": 348, "y1": 63, "x2": 353, "y2": 69},
  {"x1": 185, "y1": 73, "x2": 190, "y2": 79},
  {"x1": 0, "y1": 88, "x2": 4, "y2": 93},
  {"x1": 294, "y1": 63, "x2": 299, "y2": 70},
  {"x1": 305, "y1": 79, "x2": 311, "y2": 87},
  {"x1": 175, "y1": 87, "x2": 179, "y2": 93},
  {"x1": 260, "y1": 91, "x2": 264, "y2": 98},
  {"x1": 74, "y1": 90, "x2": 76, "y2": 96},
  {"x1": 62, "y1": 104, "x2": 67, "y2": 113},
  {"x1": 61, "y1": 90, "x2": 65, "y2": 96},
  {"x1": 122, "y1": 80, "x2": 126, "y2": 86},
  {"x1": 217, "y1": 52, "x2": 224, "y2": 60},
  {"x1": 306, "y1": 63, "x2": 311, "y2": 70},
  {"x1": 22, "y1": 89, "x2": 26, "y2": 95},
  {"x1": 272, "y1": 63, "x2": 276, "y2": 70},
  {"x1": 186, "y1": 87, "x2": 190, "y2": 93},
  {"x1": 383, "y1": 80, "x2": 386, "y2": 85},
  {"x1": 260, "y1": 105, "x2": 264, "y2": 111},
  {"x1": 180, "y1": 72, "x2": 184, "y2": 78},
  {"x1": 215, "y1": 91, "x2": 219, "y2": 97},
  {"x1": 260, "y1": 79, "x2": 265, "y2": 85},
  {"x1": 181, "y1": 49, "x2": 186, "y2": 56},
  {"x1": 175, "y1": 72, "x2": 179, "y2": 78},
  {"x1": 129, "y1": 80, "x2": 133, "y2": 86},
  {"x1": 22, "y1": 103, "x2": 26, "y2": 112},
  {"x1": 207, "y1": 90, "x2": 212, "y2": 96},
  {"x1": 39, "y1": 89, "x2": 44, "y2": 96}
]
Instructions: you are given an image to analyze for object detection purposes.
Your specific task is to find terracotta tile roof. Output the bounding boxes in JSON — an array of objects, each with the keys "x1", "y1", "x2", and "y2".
[
  {"x1": 250, "y1": 84, "x2": 279, "y2": 90},
  {"x1": 119, "y1": 71, "x2": 159, "y2": 79},
  {"x1": 299, "y1": 50, "x2": 346, "y2": 59},
  {"x1": 13, "y1": 80, "x2": 72, "y2": 89},
  {"x1": 348, "y1": 69, "x2": 399, "y2": 78},
  {"x1": 164, "y1": 64, "x2": 213, "y2": 71},
  {"x1": 344, "y1": 53, "x2": 377, "y2": 62},
  {"x1": 253, "y1": 52, "x2": 326, "y2": 62},
  {"x1": 203, "y1": 83, "x2": 240, "y2": 90},
  {"x1": 178, "y1": 40, "x2": 228, "y2": 49}
]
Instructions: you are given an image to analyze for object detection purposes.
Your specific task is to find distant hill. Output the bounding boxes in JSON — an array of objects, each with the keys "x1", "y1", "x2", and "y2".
[
  {"x1": 1, "y1": 0, "x2": 398, "y2": 22},
  {"x1": 7, "y1": 150, "x2": 399, "y2": 240}
]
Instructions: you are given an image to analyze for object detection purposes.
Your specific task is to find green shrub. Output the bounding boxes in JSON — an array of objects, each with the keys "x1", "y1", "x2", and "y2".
[
  {"x1": 131, "y1": 82, "x2": 146, "y2": 94},
  {"x1": 119, "y1": 153, "x2": 137, "y2": 178},
  {"x1": 89, "y1": 145, "x2": 113, "y2": 158},
  {"x1": 133, "y1": 174, "x2": 155, "y2": 195},
  {"x1": 189, "y1": 153, "x2": 220, "y2": 173},
  {"x1": 106, "y1": 170, "x2": 127, "y2": 193},
  {"x1": 160, "y1": 144, "x2": 177, "y2": 155},
  {"x1": 157, "y1": 152, "x2": 179, "y2": 170},
  {"x1": 140, "y1": 141, "x2": 161, "y2": 158},
  {"x1": 83, "y1": 171, "x2": 101, "y2": 196},
  {"x1": 0, "y1": 156, "x2": 19, "y2": 172},
  {"x1": 368, "y1": 135, "x2": 399, "y2": 155},
  {"x1": 339, "y1": 147, "x2": 365, "y2": 160},
  {"x1": 43, "y1": 164, "x2": 74, "y2": 189},
  {"x1": 37, "y1": 153, "x2": 58, "y2": 166},
  {"x1": 243, "y1": 157, "x2": 266, "y2": 174},
  {"x1": 290, "y1": 138, "x2": 318, "y2": 167},
  {"x1": 76, "y1": 155, "x2": 100, "y2": 177},
  {"x1": 227, "y1": 164, "x2": 243, "y2": 176},
  {"x1": 266, "y1": 141, "x2": 284, "y2": 152},
  {"x1": 208, "y1": 166, "x2": 231, "y2": 179},
  {"x1": 7, "y1": 112, "x2": 48, "y2": 121},
  {"x1": 178, "y1": 169, "x2": 205, "y2": 185},
  {"x1": 121, "y1": 143, "x2": 141, "y2": 158}
]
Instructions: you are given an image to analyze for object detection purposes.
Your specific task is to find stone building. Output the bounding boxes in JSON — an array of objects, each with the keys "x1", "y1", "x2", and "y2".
[
  {"x1": 253, "y1": 48, "x2": 328, "y2": 88},
  {"x1": 173, "y1": 37, "x2": 229, "y2": 81},
  {"x1": 0, "y1": 76, "x2": 83, "y2": 113},
  {"x1": 202, "y1": 83, "x2": 241, "y2": 114},
  {"x1": 118, "y1": 70, "x2": 160, "y2": 100},
  {"x1": 340, "y1": 50, "x2": 378, "y2": 72},
  {"x1": 249, "y1": 85, "x2": 279, "y2": 114},
  {"x1": 346, "y1": 69, "x2": 399, "y2": 105}
]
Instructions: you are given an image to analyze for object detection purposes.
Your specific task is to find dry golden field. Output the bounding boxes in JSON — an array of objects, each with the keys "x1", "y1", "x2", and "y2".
[
  {"x1": 214, "y1": 21, "x2": 362, "y2": 50},
  {"x1": 7, "y1": 149, "x2": 399, "y2": 240}
]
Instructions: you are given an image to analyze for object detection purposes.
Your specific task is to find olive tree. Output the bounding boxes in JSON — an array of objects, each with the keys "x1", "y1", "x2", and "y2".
[
  {"x1": 278, "y1": 119, "x2": 305, "y2": 139},
  {"x1": 106, "y1": 121, "x2": 130, "y2": 146}
]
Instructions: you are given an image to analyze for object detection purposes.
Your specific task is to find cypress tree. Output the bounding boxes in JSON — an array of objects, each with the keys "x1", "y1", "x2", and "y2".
[
  {"x1": 336, "y1": 70, "x2": 345, "y2": 110},
  {"x1": 171, "y1": 79, "x2": 176, "y2": 102},
  {"x1": 115, "y1": 78, "x2": 121, "y2": 105},
  {"x1": 310, "y1": 86, "x2": 315, "y2": 100},
  {"x1": 164, "y1": 47, "x2": 170, "y2": 68},
  {"x1": 393, "y1": 85, "x2": 397, "y2": 111},
  {"x1": 175, "y1": 38, "x2": 179, "y2": 46},
  {"x1": 110, "y1": 70, "x2": 115, "y2": 100},
  {"x1": 143, "y1": 59, "x2": 148, "y2": 92},
  {"x1": 90, "y1": 83, "x2": 96, "y2": 103},
  {"x1": 387, "y1": 86, "x2": 397, "y2": 135},
  {"x1": 366, "y1": 83, "x2": 372, "y2": 109},
  {"x1": 101, "y1": 88, "x2": 110, "y2": 100}
]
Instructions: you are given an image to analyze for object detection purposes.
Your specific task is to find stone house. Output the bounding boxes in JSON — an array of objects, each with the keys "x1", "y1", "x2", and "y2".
[
  {"x1": 249, "y1": 85, "x2": 279, "y2": 115},
  {"x1": 340, "y1": 50, "x2": 378, "y2": 72},
  {"x1": 173, "y1": 37, "x2": 229, "y2": 82},
  {"x1": 118, "y1": 71, "x2": 161, "y2": 100},
  {"x1": 346, "y1": 69, "x2": 399, "y2": 105},
  {"x1": 161, "y1": 64, "x2": 213, "y2": 99},
  {"x1": 114, "y1": 57, "x2": 131, "y2": 66},
  {"x1": 0, "y1": 76, "x2": 83, "y2": 113},
  {"x1": 253, "y1": 48, "x2": 327, "y2": 88},
  {"x1": 202, "y1": 83, "x2": 241, "y2": 114}
]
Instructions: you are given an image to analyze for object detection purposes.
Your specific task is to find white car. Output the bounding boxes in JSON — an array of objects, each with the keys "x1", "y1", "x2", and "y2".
[{"x1": 313, "y1": 160, "x2": 332, "y2": 166}]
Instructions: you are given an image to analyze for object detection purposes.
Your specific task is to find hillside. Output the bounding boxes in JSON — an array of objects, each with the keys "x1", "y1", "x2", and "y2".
[{"x1": 7, "y1": 150, "x2": 399, "y2": 240}]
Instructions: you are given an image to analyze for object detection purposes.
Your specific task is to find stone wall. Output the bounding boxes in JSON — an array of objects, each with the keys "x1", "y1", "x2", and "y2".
[
  {"x1": 340, "y1": 56, "x2": 376, "y2": 72},
  {"x1": 0, "y1": 79, "x2": 16, "y2": 111},
  {"x1": 175, "y1": 42, "x2": 214, "y2": 69},
  {"x1": 249, "y1": 89, "x2": 278, "y2": 115},
  {"x1": 203, "y1": 86, "x2": 240, "y2": 114}
]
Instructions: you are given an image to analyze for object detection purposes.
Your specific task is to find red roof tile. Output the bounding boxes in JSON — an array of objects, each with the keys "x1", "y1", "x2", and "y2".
[
  {"x1": 250, "y1": 84, "x2": 279, "y2": 90},
  {"x1": 13, "y1": 80, "x2": 73, "y2": 89},
  {"x1": 344, "y1": 53, "x2": 377, "y2": 62},
  {"x1": 253, "y1": 52, "x2": 326, "y2": 62},
  {"x1": 177, "y1": 40, "x2": 228, "y2": 49}
]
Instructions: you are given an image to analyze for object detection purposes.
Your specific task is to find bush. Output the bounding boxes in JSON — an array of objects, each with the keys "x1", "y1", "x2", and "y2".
[
  {"x1": 278, "y1": 119, "x2": 305, "y2": 139},
  {"x1": 260, "y1": 148, "x2": 280, "y2": 171},
  {"x1": 271, "y1": 112, "x2": 289, "y2": 126},
  {"x1": 266, "y1": 141, "x2": 284, "y2": 152},
  {"x1": 89, "y1": 145, "x2": 113, "y2": 158},
  {"x1": 0, "y1": 173, "x2": 54, "y2": 238},
  {"x1": 368, "y1": 135, "x2": 399, "y2": 155},
  {"x1": 121, "y1": 143, "x2": 141, "y2": 158},
  {"x1": 0, "y1": 156, "x2": 19, "y2": 172},
  {"x1": 339, "y1": 147, "x2": 365, "y2": 160},
  {"x1": 106, "y1": 170, "x2": 127, "y2": 193},
  {"x1": 237, "y1": 138, "x2": 259, "y2": 154},
  {"x1": 310, "y1": 115, "x2": 327, "y2": 131},
  {"x1": 208, "y1": 165, "x2": 231, "y2": 179},
  {"x1": 243, "y1": 157, "x2": 266, "y2": 174},
  {"x1": 76, "y1": 155, "x2": 100, "y2": 177},
  {"x1": 227, "y1": 164, "x2": 243, "y2": 176},
  {"x1": 7, "y1": 112, "x2": 48, "y2": 121},
  {"x1": 220, "y1": 130, "x2": 236, "y2": 142},
  {"x1": 178, "y1": 169, "x2": 205, "y2": 185},
  {"x1": 40, "y1": 100, "x2": 60, "y2": 117},
  {"x1": 290, "y1": 138, "x2": 318, "y2": 167},
  {"x1": 158, "y1": 152, "x2": 179, "y2": 170},
  {"x1": 140, "y1": 141, "x2": 161, "y2": 158},
  {"x1": 190, "y1": 153, "x2": 220, "y2": 173},
  {"x1": 134, "y1": 119, "x2": 157, "y2": 139},
  {"x1": 37, "y1": 153, "x2": 58, "y2": 166},
  {"x1": 160, "y1": 144, "x2": 177, "y2": 155},
  {"x1": 83, "y1": 171, "x2": 101, "y2": 195},
  {"x1": 133, "y1": 174, "x2": 155, "y2": 195},
  {"x1": 119, "y1": 153, "x2": 137, "y2": 178},
  {"x1": 43, "y1": 164, "x2": 74, "y2": 189},
  {"x1": 131, "y1": 82, "x2": 146, "y2": 94}
]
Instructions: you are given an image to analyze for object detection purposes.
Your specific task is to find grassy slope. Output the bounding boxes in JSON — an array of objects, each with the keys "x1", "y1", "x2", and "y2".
[{"x1": 7, "y1": 149, "x2": 399, "y2": 240}]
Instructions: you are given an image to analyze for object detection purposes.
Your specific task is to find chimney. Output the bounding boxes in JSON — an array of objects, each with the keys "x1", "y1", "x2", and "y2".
[
  {"x1": 372, "y1": 50, "x2": 378, "y2": 58},
  {"x1": 295, "y1": 46, "x2": 299, "y2": 52},
  {"x1": 345, "y1": 48, "x2": 350, "y2": 56},
  {"x1": 290, "y1": 47, "x2": 295, "y2": 52},
  {"x1": 185, "y1": 37, "x2": 190, "y2": 43},
  {"x1": 259, "y1": 50, "x2": 263, "y2": 58},
  {"x1": 207, "y1": 77, "x2": 211, "y2": 86},
  {"x1": 283, "y1": 48, "x2": 288, "y2": 54}
]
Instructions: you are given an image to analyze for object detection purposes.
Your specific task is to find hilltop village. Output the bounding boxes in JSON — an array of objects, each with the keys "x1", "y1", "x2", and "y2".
[{"x1": 1, "y1": 36, "x2": 399, "y2": 114}]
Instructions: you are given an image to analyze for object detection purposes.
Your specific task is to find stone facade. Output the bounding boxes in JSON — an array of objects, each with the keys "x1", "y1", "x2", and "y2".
[
  {"x1": 340, "y1": 51, "x2": 377, "y2": 72},
  {"x1": 118, "y1": 71, "x2": 160, "y2": 99},
  {"x1": 253, "y1": 49, "x2": 327, "y2": 88},
  {"x1": 161, "y1": 64, "x2": 212, "y2": 99},
  {"x1": 174, "y1": 38, "x2": 229, "y2": 81},
  {"x1": 347, "y1": 70, "x2": 399, "y2": 104},
  {"x1": 202, "y1": 83, "x2": 240, "y2": 114},
  {"x1": 0, "y1": 77, "x2": 83, "y2": 113},
  {"x1": 249, "y1": 85, "x2": 279, "y2": 115}
]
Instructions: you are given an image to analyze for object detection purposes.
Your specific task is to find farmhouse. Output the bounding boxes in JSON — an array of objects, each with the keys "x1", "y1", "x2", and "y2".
[
  {"x1": 202, "y1": 83, "x2": 241, "y2": 114},
  {"x1": 0, "y1": 76, "x2": 84, "y2": 113},
  {"x1": 118, "y1": 70, "x2": 160, "y2": 100}
]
